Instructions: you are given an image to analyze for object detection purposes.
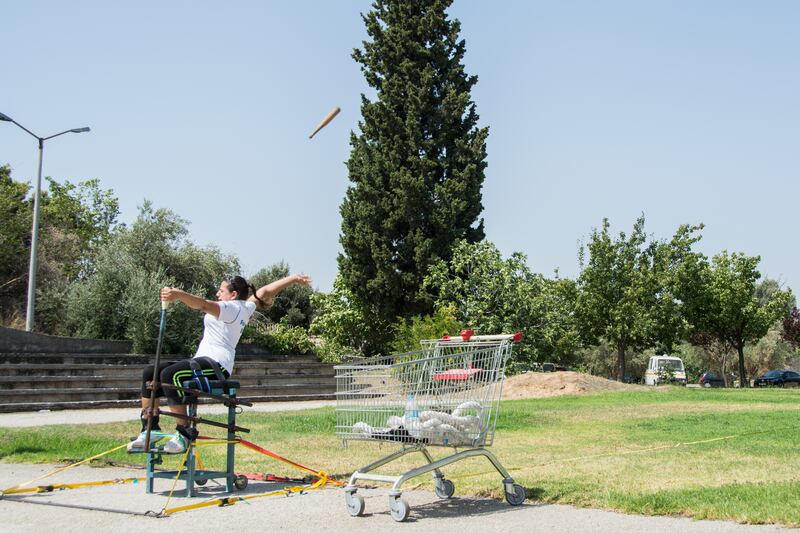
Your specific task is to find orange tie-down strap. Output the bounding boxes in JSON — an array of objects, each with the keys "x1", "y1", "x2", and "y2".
[{"x1": 197, "y1": 436, "x2": 344, "y2": 487}]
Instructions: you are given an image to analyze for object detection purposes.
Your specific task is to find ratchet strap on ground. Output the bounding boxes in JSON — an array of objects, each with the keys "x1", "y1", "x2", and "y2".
[
  {"x1": 161, "y1": 471, "x2": 329, "y2": 515},
  {"x1": 1, "y1": 476, "x2": 146, "y2": 496},
  {"x1": 157, "y1": 436, "x2": 341, "y2": 515}
]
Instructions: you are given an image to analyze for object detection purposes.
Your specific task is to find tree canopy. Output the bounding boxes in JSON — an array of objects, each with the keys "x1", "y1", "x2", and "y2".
[
  {"x1": 425, "y1": 240, "x2": 544, "y2": 365},
  {"x1": 62, "y1": 201, "x2": 240, "y2": 354},
  {"x1": 575, "y1": 216, "x2": 655, "y2": 381},
  {"x1": 339, "y1": 0, "x2": 488, "y2": 352},
  {"x1": 0, "y1": 165, "x2": 119, "y2": 329},
  {"x1": 784, "y1": 307, "x2": 800, "y2": 349},
  {"x1": 249, "y1": 261, "x2": 315, "y2": 328},
  {"x1": 680, "y1": 251, "x2": 792, "y2": 386},
  {"x1": 575, "y1": 216, "x2": 705, "y2": 381}
]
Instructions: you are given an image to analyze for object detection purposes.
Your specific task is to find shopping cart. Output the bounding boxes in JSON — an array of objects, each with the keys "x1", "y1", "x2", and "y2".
[{"x1": 335, "y1": 330, "x2": 526, "y2": 522}]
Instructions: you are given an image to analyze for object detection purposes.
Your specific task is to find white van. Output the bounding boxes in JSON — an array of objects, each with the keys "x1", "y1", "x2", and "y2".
[{"x1": 644, "y1": 355, "x2": 687, "y2": 386}]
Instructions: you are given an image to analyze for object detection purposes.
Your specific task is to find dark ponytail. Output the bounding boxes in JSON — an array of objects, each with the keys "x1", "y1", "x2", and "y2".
[{"x1": 228, "y1": 275, "x2": 267, "y2": 307}]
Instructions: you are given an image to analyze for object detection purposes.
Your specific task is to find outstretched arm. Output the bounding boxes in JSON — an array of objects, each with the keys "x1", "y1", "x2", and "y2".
[
  {"x1": 161, "y1": 287, "x2": 221, "y2": 319},
  {"x1": 250, "y1": 274, "x2": 311, "y2": 308}
]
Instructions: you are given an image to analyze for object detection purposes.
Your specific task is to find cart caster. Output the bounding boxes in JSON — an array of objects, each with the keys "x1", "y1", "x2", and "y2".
[
  {"x1": 195, "y1": 478, "x2": 208, "y2": 486},
  {"x1": 389, "y1": 497, "x2": 410, "y2": 522},
  {"x1": 434, "y1": 478, "x2": 455, "y2": 499},
  {"x1": 234, "y1": 475, "x2": 248, "y2": 490},
  {"x1": 505, "y1": 483, "x2": 526, "y2": 506},
  {"x1": 345, "y1": 492, "x2": 365, "y2": 517}
]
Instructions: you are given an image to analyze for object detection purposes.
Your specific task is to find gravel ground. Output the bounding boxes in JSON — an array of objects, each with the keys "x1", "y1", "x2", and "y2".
[{"x1": 0, "y1": 463, "x2": 794, "y2": 533}]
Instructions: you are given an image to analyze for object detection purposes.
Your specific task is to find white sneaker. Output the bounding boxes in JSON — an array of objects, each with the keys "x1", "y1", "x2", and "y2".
[
  {"x1": 162, "y1": 433, "x2": 188, "y2": 454},
  {"x1": 127, "y1": 431, "x2": 163, "y2": 452}
]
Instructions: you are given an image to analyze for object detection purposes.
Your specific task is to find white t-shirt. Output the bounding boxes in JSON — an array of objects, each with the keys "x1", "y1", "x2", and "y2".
[{"x1": 194, "y1": 299, "x2": 257, "y2": 374}]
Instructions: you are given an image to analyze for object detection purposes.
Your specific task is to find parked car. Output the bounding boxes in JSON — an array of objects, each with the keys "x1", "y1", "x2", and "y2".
[
  {"x1": 753, "y1": 370, "x2": 800, "y2": 388},
  {"x1": 698, "y1": 371, "x2": 725, "y2": 388}
]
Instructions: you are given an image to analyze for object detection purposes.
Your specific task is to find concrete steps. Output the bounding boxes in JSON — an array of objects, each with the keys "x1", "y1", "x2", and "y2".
[
  {"x1": 0, "y1": 362, "x2": 334, "y2": 378},
  {"x1": 0, "y1": 336, "x2": 336, "y2": 412},
  {"x1": 0, "y1": 383, "x2": 336, "y2": 403},
  {"x1": 0, "y1": 353, "x2": 321, "y2": 365},
  {"x1": 0, "y1": 374, "x2": 337, "y2": 390}
]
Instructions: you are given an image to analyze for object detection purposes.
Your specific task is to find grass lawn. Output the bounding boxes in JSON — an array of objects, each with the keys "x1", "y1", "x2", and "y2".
[{"x1": 1, "y1": 387, "x2": 798, "y2": 526}]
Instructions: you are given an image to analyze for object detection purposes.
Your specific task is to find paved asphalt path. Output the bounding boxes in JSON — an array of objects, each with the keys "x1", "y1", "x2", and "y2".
[
  {"x1": 1, "y1": 463, "x2": 794, "y2": 532},
  {"x1": 0, "y1": 404, "x2": 796, "y2": 532},
  {"x1": 0, "y1": 400, "x2": 336, "y2": 428}
]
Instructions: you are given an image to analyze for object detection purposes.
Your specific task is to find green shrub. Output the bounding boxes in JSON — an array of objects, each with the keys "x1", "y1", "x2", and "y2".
[
  {"x1": 310, "y1": 274, "x2": 391, "y2": 355},
  {"x1": 242, "y1": 314, "x2": 315, "y2": 355},
  {"x1": 249, "y1": 261, "x2": 316, "y2": 328},
  {"x1": 62, "y1": 202, "x2": 239, "y2": 354},
  {"x1": 313, "y1": 338, "x2": 350, "y2": 363},
  {"x1": 391, "y1": 304, "x2": 462, "y2": 353}
]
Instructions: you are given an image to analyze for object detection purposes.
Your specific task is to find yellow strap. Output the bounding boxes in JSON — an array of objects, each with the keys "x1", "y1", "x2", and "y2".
[
  {"x1": 1, "y1": 442, "x2": 129, "y2": 495},
  {"x1": 0, "y1": 435, "x2": 341, "y2": 516},
  {"x1": 2, "y1": 477, "x2": 146, "y2": 495},
  {"x1": 156, "y1": 437, "x2": 340, "y2": 515},
  {"x1": 163, "y1": 474, "x2": 331, "y2": 515},
  {"x1": 159, "y1": 443, "x2": 193, "y2": 513}
]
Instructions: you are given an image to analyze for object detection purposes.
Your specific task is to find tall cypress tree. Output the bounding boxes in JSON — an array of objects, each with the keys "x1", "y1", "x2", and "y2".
[{"x1": 339, "y1": 0, "x2": 488, "y2": 342}]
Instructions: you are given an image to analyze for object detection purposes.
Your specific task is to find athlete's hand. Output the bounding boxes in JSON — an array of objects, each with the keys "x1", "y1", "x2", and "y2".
[
  {"x1": 160, "y1": 287, "x2": 180, "y2": 302},
  {"x1": 294, "y1": 274, "x2": 312, "y2": 286}
]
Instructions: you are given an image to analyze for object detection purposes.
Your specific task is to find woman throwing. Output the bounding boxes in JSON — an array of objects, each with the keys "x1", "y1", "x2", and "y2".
[{"x1": 128, "y1": 273, "x2": 311, "y2": 453}]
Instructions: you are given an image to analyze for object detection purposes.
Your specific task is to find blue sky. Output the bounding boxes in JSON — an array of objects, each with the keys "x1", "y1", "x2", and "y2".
[{"x1": 2, "y1": 1, "x2": 798, "y2": 295}]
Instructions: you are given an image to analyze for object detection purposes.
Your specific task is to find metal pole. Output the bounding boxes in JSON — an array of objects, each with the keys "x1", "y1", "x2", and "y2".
[
  {"x1": 144, "y1": 300, "x2": 169, "y2": 451},
  {"x1": 1, "y1": 112, "x2": 89, "y2": 332},
  {"x1": 25, "y1": 138, "x2": 45, "y2": 332}
]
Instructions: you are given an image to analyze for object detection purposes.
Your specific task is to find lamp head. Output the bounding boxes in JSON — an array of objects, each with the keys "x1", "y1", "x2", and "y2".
[
  {"x1": 0, "y1": 112, "x2": 13, "y2": 122},
  {"x1": 70, "y1": 127, "x2": 90, "y2": 133}
]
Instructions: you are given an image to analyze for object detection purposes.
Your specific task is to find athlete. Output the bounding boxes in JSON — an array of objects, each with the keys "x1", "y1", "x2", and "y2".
[{"x1": 128, "y1": 273, "x2": 311, "y2": 453}]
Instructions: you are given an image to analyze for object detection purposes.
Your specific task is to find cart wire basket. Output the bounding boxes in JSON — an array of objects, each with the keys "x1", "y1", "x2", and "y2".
[{"x1": 335, "y1": 330, "x2": 526, "y2": 522}]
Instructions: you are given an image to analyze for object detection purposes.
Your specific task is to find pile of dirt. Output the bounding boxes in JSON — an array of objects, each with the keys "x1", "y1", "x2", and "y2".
[{"x1": 501, "y1": 371, "x2": 643, "y2": 399}]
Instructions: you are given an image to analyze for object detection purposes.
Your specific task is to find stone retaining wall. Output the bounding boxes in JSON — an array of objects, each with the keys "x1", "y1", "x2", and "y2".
[{"x1": 0, "y1": 326, "x2": 133, "y2": 354}]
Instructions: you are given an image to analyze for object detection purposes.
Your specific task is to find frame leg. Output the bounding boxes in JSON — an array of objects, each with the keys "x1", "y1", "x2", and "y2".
[{"x1": 226, "y1": 400, "x2": 236, "y2": 492}]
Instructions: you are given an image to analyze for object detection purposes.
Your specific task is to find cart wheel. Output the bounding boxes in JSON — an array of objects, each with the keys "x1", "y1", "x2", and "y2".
[
  {"x1": 345, "y1": 492, "x2": 365, "y2": 517},
  {"x1": 234, "y1": 475, "x2": 248, "y2": 490},
  {"x1": 505, "y1": 484, "x2": 526, "y2": 506},
  {"x1": 389, "y1": 497, "x2": 410, "y2": 522},
  {"x1": 435, "y1": 478, "x2": 455, "y2": 499},
  {"x1": 195, "y1": 478, "x2": 208, "y2": 486}
]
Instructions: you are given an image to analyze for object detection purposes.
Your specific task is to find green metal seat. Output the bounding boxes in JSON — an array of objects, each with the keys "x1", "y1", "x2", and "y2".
[{"x1": 145, "y1": 381, "x2": 243, "y2": 497}]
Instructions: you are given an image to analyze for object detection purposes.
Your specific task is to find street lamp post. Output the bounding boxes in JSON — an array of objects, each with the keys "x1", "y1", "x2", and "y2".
[{"x1": 0, "y1": 112, "x2": 90, "y2": 332}]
